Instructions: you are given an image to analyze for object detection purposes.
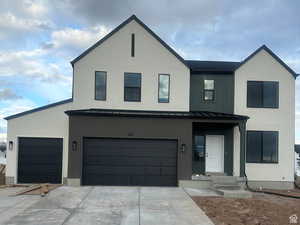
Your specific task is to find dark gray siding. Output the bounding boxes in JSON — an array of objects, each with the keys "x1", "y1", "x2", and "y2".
[
  {"x1": 68, "y1": 116, "x2": 193, "y2": 181},
  {"x1": 190, "y1": 74, "x2": 234, "y2": 113}
]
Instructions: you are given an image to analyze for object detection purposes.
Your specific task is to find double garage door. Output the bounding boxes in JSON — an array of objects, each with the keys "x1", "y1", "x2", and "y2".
[
  {"x1": 83, "y1": 138, "x2": 178, "y2": 186},
  {"x1": 17, "y1": 137, "x2": 178, "y2": 186}
]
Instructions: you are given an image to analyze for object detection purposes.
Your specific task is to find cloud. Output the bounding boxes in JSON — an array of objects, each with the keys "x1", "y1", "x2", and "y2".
[
  {"x1": 0, "y1": 88, "x2": 21, "y2": 101},
  {"x1": 50, "y1": 25, "x2": 109, "y2": 51},
  {"x1": 0, "y1": 48, "x2": 71, "y2": 84},
  {"x1": 0, "y1": 12, "x2": 54, "y2": 40}
]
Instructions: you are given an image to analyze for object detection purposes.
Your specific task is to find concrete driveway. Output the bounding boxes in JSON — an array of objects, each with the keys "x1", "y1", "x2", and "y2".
[{"x1": 0, "y1": 186, "x2": 214, "y2": 225}]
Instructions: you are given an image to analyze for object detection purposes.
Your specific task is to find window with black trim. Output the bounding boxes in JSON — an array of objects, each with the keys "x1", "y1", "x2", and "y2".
[
  {"x1": 247, "y1": 81, "x2": 279, "y2": 108},
  {"x1": 246, "y1": 131, "x2": 278, "y2": 163},
  {"x1": 95, "y1": 71, "x2": 107, "y2": 100},
  {"x1": 124, "y1": 73, "x2": 141, "y2": 102},
  {"x1": 158, "y1": 74, "x2": 170, "y2": 103},
  {"x1": 204, "y1": 80, "x2": 215, "y2": 101}
]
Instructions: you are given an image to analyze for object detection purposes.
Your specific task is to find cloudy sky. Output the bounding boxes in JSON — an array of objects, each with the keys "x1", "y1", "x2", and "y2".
[{"x1": 0, "y1": 0, "x2": 299, "y2": 143}]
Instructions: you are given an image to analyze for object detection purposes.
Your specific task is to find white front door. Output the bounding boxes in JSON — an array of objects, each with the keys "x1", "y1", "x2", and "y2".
[{"x1": 205, "y1": 135, "x2": 224, "y2": 173}]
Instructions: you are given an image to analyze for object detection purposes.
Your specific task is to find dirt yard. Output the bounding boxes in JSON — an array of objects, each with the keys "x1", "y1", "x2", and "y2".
[{"x1": 192, "y1": 190, "x2": 300, "y2": 225}]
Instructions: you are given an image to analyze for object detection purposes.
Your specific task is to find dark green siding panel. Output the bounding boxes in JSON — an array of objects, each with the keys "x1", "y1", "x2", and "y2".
[{"x1": 190, "y1": 74, "x2": 234, "y2": 113}]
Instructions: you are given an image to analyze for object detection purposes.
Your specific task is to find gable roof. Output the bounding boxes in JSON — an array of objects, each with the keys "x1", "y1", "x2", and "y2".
[
  {"x1": 71, "y1": 15, "x2": 189, "y2": 69},
  {"x1": 186, "y1": 60, "x2": 240, "y2": 74},
  {"x1": 235, "y1": 45, "x2": 298, "y2": 79}
]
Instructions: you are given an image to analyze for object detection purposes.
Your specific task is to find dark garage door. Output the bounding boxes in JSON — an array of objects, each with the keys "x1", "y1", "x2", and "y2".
[
  {"x1": 83, "y1": 138, "x2": 177, "y2": 186},
  {"x1": 18, "y1": 137, "x2": 63, "y2": 183}
]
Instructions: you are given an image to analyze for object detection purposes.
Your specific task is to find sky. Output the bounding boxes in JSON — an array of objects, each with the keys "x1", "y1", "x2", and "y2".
[{"x1": 0, "y1": 0, "x2": 299, "y2": 143}]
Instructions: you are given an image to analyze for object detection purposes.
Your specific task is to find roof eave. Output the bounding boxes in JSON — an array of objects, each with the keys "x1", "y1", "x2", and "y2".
[
  {"x1": 235, "y1": 45, "x2": 298, "y2": 79},
  {"x1": 70, "y1": 15, "x2": 189, "y2": 69},
  {"x1": 4, "y1": 98, "x2": 73, "y2": 120}
]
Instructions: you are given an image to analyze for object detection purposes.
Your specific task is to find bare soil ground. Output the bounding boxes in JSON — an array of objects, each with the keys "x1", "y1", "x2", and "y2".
[{"x1": 192, "y1": 190, "x2": 300, "y2": 225}]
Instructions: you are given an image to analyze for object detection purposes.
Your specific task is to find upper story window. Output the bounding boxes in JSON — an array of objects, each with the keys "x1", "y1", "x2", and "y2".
[
  {"x1": 158, "y1": 74, "x2": 170, "y2": 103},
  {"x1": 204, "y1": 80, "x2": 215, "y2": 101},
  {"x1": 247, "y1": 81, "x2": 279, "y2": 108},
  {"x1": 95, "y1": 71, "x2": 107, "y2": 100},
  {"x1": 124, "y1": 73, "x2": 141, "y2": 102},
  {"x1": 246, "y1": 131, "x2": 278, "y2": 163}
]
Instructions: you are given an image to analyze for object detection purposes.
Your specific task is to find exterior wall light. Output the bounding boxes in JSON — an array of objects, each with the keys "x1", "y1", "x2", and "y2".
[
  {"x1": 9, "y1": 141, "x2": 13, "y2": 150},
  {"x1": 181, "y1": 143, "x2": 186, "y2": 153},
  {"x1": 72, "y1": 141, "x2": 77, "y2": 151}
]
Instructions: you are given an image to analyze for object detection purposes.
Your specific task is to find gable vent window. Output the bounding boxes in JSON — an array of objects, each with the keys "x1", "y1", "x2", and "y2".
[
  {"x1": 204, "y1": 80, "x2": 215, "y2": 101},
  {"x1": 95, "y1": 71, "x2": 107, "y2": 100},
  {"x1": 124, "y1": 73, "x2": 141, "y2": 102},
  {"x1": 131, "y1": 33, "x2": 135, "y2": 57},
  {"x1": 247, "y1": 81, "x2": 279, "y2": 108},
  {"x1": 158, "y1": 74, "x2": 170, "y2": 103}
]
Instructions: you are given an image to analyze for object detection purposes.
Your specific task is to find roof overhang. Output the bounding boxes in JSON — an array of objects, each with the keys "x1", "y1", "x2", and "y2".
[
  {"x1": 65, "y1": 109, "x2": 249, "y2": 121},
  {"x1": 235, "y1": 45, "x2": 298, "y2": 79}
]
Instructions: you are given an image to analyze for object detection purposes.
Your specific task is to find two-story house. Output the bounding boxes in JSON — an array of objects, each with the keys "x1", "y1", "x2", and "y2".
[{"x1": 4, "y1": 15, "x2": 298, "y2": 189}]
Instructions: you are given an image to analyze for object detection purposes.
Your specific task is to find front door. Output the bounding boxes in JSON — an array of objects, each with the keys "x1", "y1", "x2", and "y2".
[{"x1": 205, "y1": 135, "x2": 224, "y2": 173}]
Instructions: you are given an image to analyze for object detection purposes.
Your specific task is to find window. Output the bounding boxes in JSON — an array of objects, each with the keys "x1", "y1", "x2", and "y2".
[
  {"x1": 131, "y1": 33, "x2": 135, "y2": 57},
  {"x1": 247, "y1": 81, "x2": 279, "y2": 108},
  {"x1": 246, "y1": 131, "x2": 278, "y2": 163},
  {"x1": 95, "y1": 71, "x2": 107, "y2": 100},
  {"x1": 204, "y1": 80, "x2": 215, "y2": 101},
  {"x1": 158, "y1": 74, "x2": 170, "y2": 103},
  {"x1": 124, "y1": 73, "x2": 141, "y2": 102}
]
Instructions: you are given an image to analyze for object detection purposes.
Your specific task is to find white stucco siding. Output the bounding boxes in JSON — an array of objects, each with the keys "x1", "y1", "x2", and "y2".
[
  {"x1": 73, "y1": 20, "x2": 190, "y2": 111},
  {"x1": 6, "y1": 102, "x2": 72, "y2": 182},
  {"x1": 234, "y1": 49, "x2": 295, "y2": 182}
]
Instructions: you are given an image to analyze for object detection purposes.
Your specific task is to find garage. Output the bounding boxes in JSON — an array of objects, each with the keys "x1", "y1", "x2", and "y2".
[
  {"x1": 82, "y1": 138, "x2": 178, "y2": 186},
  {"x1": 18, "y1": 137, "x2": 63, "y2": 183}
]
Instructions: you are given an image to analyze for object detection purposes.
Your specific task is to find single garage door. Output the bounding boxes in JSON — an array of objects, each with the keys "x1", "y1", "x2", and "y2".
[
  {"x1": 18, "y1": 137, "x2": 63, "y2": 183},
  {"x1": 83, "y1": 138, "x2": 177, "y2": 186}
]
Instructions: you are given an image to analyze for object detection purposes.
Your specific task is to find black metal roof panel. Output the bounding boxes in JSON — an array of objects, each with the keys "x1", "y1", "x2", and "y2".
[
  {"x1": 65, "y1": 108, "x2": 249, "y2": 120},
  {"x1": 186, "y1": 60, "x2": 240, "y2": 74},
  {"x1": 5, "y1": 98, "x2": 73, "y2": 120}
]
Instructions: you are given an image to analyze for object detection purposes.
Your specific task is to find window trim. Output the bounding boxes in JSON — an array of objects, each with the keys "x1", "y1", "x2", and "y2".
[
  {"x1": 94, "y1": 71, "x2": 107, "y2": 101},
  {"x1": 247, "y1": 80, "x2": 279, "y2": 109},
  {"x1": 246, "y1": 130, "x2": 279, "y2": 164},
  {"x1": 124, "y1": 72, "x2": 142, "y2": 102},
  {"x1": 158, "y1": 74, "x2": 170, "y2": 103},
  {"x1": 203, "y1": 79, "x2": 215, "y2": 102}
]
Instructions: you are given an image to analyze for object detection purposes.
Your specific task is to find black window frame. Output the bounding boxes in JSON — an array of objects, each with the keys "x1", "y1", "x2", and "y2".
[
  {"x1": 246, "y1": 130, "x2": 279, "y2": 164},
  {"x1": 158, "y1": 74, "x2": 170, "y2": 103},
  {"x1": 124, "y1": 72, "x2": 142, "y2": 102},
  {"x1": 94, "y1": 71, "x2": 107, "y2": 101},
  {"x1": 203, "y1": 79, "x2": 215, "y2": 102},
  {"x1": 247, "y1": 81, "x2": 279, "y2": 108}
]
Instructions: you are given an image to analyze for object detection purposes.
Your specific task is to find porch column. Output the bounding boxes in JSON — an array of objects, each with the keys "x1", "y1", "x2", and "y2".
[{"x1": 238, "y1": 121, "x2": 246, "y2": 177}]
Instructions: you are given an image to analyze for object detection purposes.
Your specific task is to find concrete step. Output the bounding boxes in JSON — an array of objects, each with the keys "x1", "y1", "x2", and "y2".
[
  {"x1": 211, "y1": 176, "x2": 238, "y2": 185},
  {"x1": 213, "y1": 184, "x2": 241, "y2": 190},
  {"x1": 213, "y1": 188, "x2": 253, "y2": 198}
]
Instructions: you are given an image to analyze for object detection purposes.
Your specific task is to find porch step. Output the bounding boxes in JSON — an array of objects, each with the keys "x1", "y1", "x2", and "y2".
[
  {"x1": 211, "y1": 175, "x2": 238, "y2": 185},
  {"x1": 214, "y1": 188, "x2": 253, "y2": 198},
  {"x1": 213, "y1": 184, "x2": 241, "y2": 190}
]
